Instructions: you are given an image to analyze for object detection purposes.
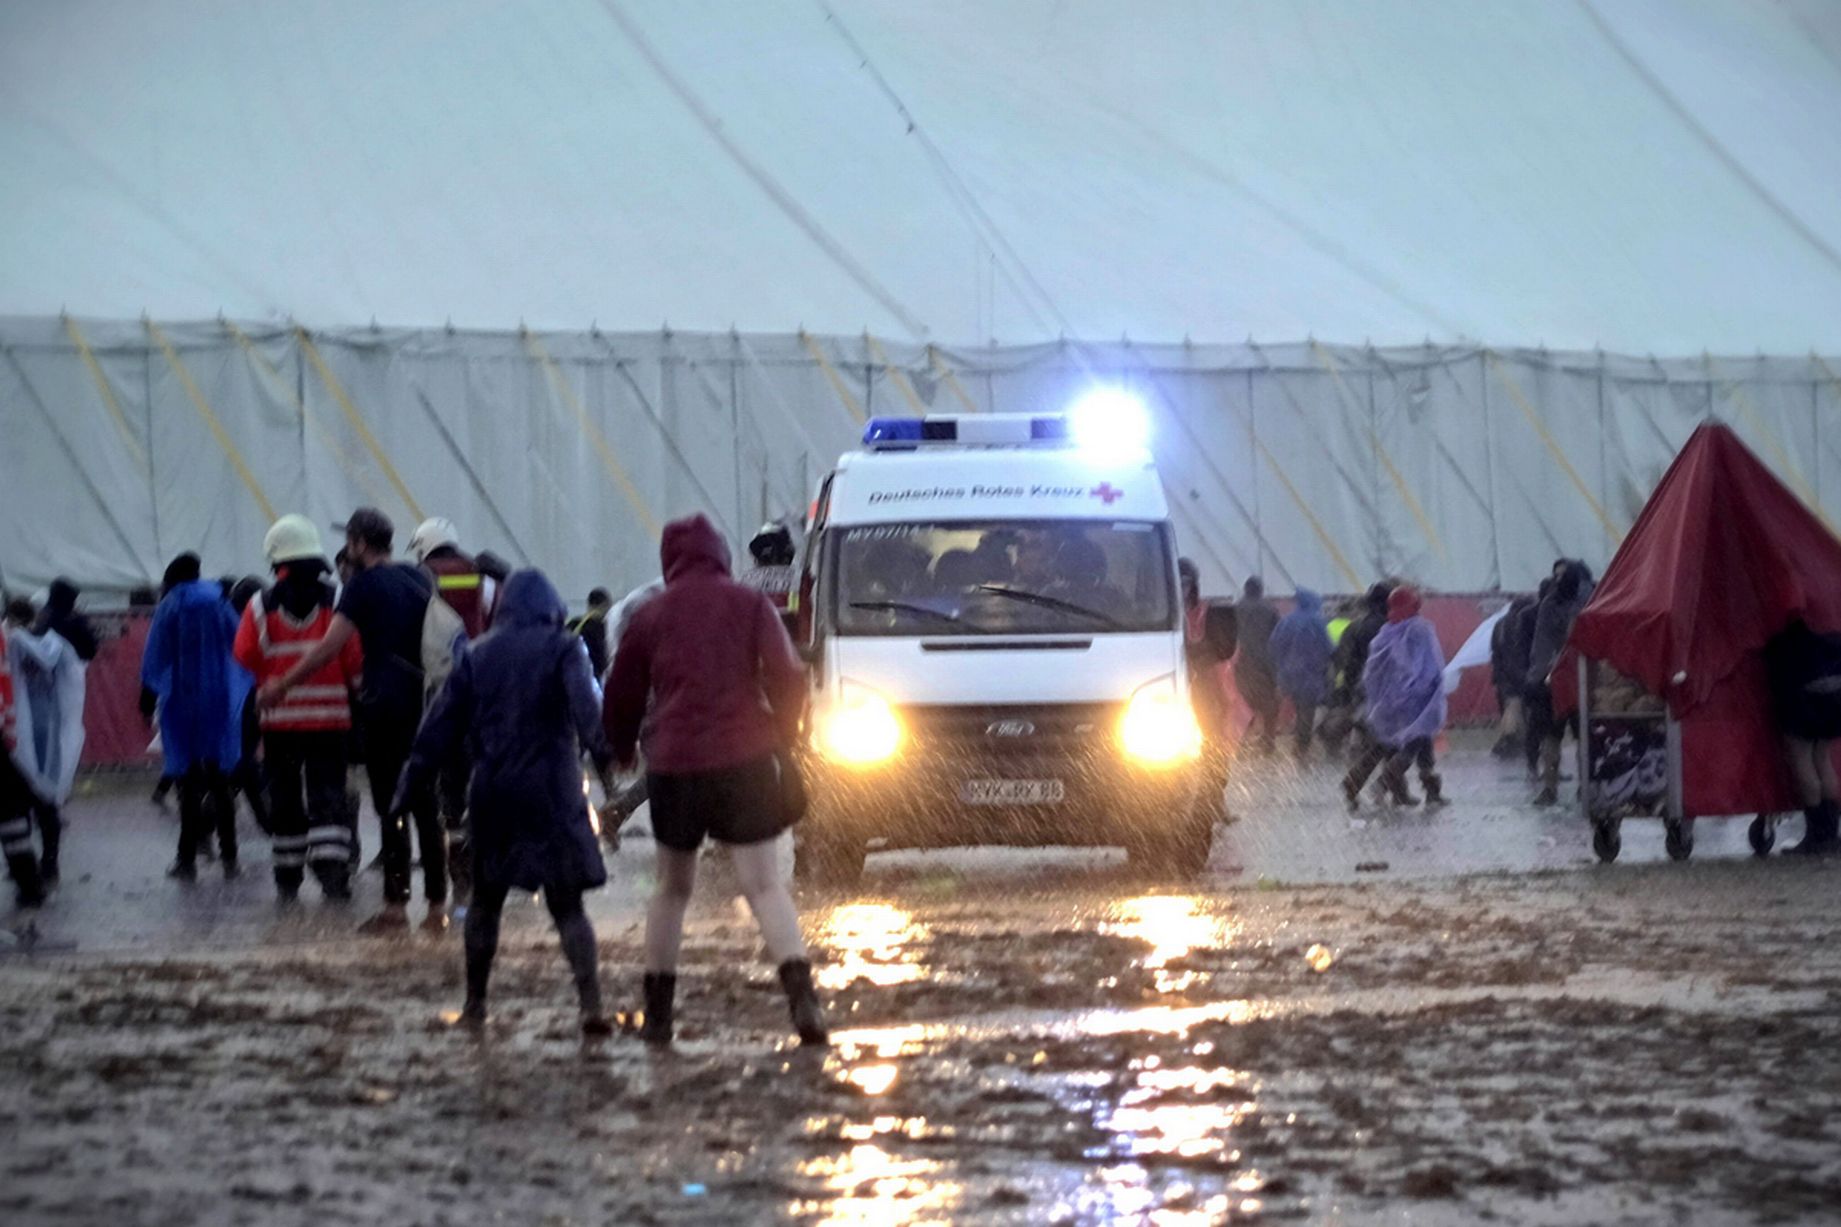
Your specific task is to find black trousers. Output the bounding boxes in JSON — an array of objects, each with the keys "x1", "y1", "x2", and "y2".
[
  {"x1": 438, "y1": 744, "x2": 472, "y2": 905},
  {"x1": 1289, "y1": 699, "x2": 1319, "y2": 754},
  {"x1": 364, "y1": 716, "x2": 444, "y2": 906},
  {"x1": 1242, "y1": 682, "x2": 1280, "y2": 751},
  {"x1": 177, "y1": 765, "x2": 236, "y2": 867},
  {"x1": 232, "y1": 695, "x2": 271, "y2": 834},
  {"x1": 0, "y1": 754, "x2": 43, "y2": 901},
  {"x1": 464, "y1": 879, "x2": 592, "y2": 1007},
  {"x1": 30, "y1": 797, "x2": 60, "y2": 874},
  {"x1": 1345, "y1": 733, "x2": 1436, "y2": 795},
  {"x1": 266, "y1": 731, "x2": 352, "y2": 892}
]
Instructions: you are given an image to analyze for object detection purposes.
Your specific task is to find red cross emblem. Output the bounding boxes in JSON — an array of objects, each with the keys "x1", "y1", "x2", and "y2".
[{"x1": 1092, "y1": 483, "x2": 1124, "y2": 505}]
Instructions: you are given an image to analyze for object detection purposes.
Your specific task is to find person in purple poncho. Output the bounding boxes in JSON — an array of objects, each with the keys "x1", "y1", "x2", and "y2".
[{"x1": 1341, "y1": 585, "x2": 1448, "y2": 810}]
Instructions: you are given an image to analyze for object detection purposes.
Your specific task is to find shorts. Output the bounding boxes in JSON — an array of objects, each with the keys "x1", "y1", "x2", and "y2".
[
  {"x1": 646, "y1": 757, "x2": 785, "y2": 852},
  {"x1": 1778, "y1": 690, "x2": 1841, "y2": 742}
]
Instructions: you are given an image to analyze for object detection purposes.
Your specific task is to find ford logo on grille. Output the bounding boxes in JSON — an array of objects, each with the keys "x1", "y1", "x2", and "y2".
[{"x1": 987, "y1": 720, "x2": 1036, "y2": 738}]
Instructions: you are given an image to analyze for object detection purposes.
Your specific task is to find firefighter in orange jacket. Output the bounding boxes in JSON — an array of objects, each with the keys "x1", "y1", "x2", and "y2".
[{"x1": 235, "y1": 515, "x2": 364, "y2": 902}]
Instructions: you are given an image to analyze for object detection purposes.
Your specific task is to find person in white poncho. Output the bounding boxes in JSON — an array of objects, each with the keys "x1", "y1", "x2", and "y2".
[{"x1": 5, "y1": 589, "x2": 90, "y2": 891}]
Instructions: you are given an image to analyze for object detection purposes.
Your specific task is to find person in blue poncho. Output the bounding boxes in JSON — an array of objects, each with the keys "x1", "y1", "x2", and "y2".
[
  {"x1": 1270, "y1": 588, "x2": 1334, "y2": 758},
  {"x1": 1341, "y1": 585, "x2": 1448, "y2": 810},
  {"x1": 140, "y1": 553, "x2": 252, "y2": 880}
]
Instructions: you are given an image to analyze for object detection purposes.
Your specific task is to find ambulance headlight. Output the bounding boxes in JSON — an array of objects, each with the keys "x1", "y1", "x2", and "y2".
[
  {"x1": 1119, "y1": 675, "x2": 1203, "y2": 765},
  {"x1": 1068, "y1": 387, "x2": 1150, "y2": 452},
  {"x1": 819, "y1": 681, "x2": 903, "y2": 766}
]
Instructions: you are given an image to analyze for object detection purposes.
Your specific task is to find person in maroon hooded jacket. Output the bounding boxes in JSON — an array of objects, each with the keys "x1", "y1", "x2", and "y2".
[{"x1": 603, "y1": 514, "x2": 827, "y2": 1048}]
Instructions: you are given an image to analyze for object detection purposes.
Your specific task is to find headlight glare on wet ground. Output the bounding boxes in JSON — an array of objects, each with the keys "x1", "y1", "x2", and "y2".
[{"x1": 1118, "y1": 675, "x2": 1203, "y2": 765}]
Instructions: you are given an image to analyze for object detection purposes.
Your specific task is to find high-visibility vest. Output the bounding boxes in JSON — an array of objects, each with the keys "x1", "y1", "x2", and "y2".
[
  {"x1": 424, "y1": 553, "x2": 495, "y2": 638},
  {"x1": 233, "y1": 592, "x2": 362, "y2": 732}
]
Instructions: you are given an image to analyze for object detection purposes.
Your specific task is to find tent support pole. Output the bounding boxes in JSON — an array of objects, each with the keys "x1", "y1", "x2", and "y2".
[
  {"x1": 145, "y1": 332, "x2": 162, "y2": 564},
  {"x1": 1480, "y1": 352, "x2": 1503, "y2": 590},
  {"x1": 1313, "y1": 340, "x2": 1446, "y2": 566},
  {"x1": 147, "y1": 318, "x2": 276, "y2": 521},
  {"x1": 799, "y1": 331, "x2": 866, "y2": 425},
  {"x1": 3, "y1": 343, "x2": 150, "y2": 585},
  {"x1": 297, "y1": 327, "x2": 425, "y2": 524},
  {"x1": 730, "y1": 347, "x2": 746, "y2": 538},
  {"x1": 524, "y1": 329, "x2": 660, "y2": 543},
  {"x1": 1485, "y1": 349, "x2": 1622, "y2": 546},
  {"x1": 1598, "y1": 350, "x2": 1610, "y2": 539},
  {"x1": 1249, "y1": 367, "x2": 1264, "y2": 581}
]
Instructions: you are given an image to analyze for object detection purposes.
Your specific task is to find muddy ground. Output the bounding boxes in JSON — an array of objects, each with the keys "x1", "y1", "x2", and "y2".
[{"x1": 2, "y1": 755, "x2": 1839, "y2": 1225}]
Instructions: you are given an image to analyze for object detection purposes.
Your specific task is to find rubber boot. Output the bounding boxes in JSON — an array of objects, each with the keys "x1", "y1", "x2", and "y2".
[
  {"x1": 37, "y1": 805, "x2": 60, "y2": 888},
  {"x1": 1422, "y1": 773, "x2": 1448, "y2": 808},
  {"x1": 778, "y1": 960, "x2": 830, "y2": 1047},
  {"x1": 1534, "y1": 738, "x2": 1562, "y2": 806},
  {"x1": 638, "y1": 972, "x2": 676, "y2": 1046},
  {"x1": 1787, "y1": 802, "x2": 1840, "y2": 856},
  {"x1": 1383, "y1": 762, "x2": 1420, "y2": 808},
  {"x1": 7, "y1": 850, "x2": 45, "y2": 909}
]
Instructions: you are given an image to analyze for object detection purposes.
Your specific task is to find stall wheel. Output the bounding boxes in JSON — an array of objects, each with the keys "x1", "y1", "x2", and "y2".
[
  {"x1": 1748, "y1": 814, "x2": 1776, "y2": 858},
  {"x1": 1664, "y1": 819, "x2": 1693, "y2": 862},
  {"x1": 1592, "y1": 822, "x2": 1621, "y2": 864}
]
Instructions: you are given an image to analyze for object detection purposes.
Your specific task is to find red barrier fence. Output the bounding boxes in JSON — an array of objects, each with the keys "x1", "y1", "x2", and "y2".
[
  {"x1": 68, "y1": 598, "x2": 1512, "y2": 769},
  {"x1": 80, "y1": 613, "x2": 159, "y2": 769}
]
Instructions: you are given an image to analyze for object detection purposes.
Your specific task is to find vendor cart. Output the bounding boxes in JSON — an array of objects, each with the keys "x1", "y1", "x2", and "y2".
[
  {"x1": 1558, "y1": 423, "x2": 1841, "y2": 864},
  {"x1": 1576, "y1": 657, "x2": 1688, "y2": 862}
]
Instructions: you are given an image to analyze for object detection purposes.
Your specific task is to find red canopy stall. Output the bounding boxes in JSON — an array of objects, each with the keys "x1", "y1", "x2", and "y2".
[{"x1": 1556, "y1": 423, "x2": 1841, "y2": 860}]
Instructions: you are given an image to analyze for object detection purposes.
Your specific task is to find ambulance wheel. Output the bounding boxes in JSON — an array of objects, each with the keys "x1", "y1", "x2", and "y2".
[
  {"x1": 795, "y1": 828, "x2": 866, "y2": 887},
  {"x1": 1591, "y1": 822, "x2": 1621, "y2": 864},
  {"x1": 1664, "y1": 819, "x2": 1693, "y2": 862},
  {"x1": 1748, "y1": 815, "x2": 1775, "y2": 857}
]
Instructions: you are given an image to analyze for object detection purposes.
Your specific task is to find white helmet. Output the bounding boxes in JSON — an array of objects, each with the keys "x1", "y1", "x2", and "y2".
[
  {"x1": 407, "y1": 516, "x2": 460, "y2": 563},
  {"x1": 264, "y1": 514, "x2": 324, "y2": 565}
]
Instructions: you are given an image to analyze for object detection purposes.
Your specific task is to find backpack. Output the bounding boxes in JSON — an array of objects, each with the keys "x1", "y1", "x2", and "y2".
[{"x1": 420, "y1": 591, "x2": 467, "y2": 701}]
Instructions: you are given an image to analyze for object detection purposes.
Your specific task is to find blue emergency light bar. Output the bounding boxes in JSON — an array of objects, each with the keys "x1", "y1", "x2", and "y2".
[{"x1": 863, "y1": 414, "x2": 1071, "y2": 449}]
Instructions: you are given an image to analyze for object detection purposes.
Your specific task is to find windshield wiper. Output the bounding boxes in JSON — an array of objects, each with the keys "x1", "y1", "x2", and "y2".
[
  {"x1": 973, "y1": 585, "x2": 1127, "y2": 630},
  {"x1": 849, "y1": 600, "x2": 962, "y2": 625}
]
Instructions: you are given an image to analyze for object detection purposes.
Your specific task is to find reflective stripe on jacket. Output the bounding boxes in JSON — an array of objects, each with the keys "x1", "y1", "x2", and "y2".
[
  {"x1": 424, "y1": 553, "x2": 495, "y2": 638},
  {"x1": 233, "y1": 593, "x2": 362, "y2": 732}
]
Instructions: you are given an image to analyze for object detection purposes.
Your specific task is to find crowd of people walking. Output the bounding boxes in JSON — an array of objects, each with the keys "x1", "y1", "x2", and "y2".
[
  {"x1": 1185, "y1": 559, "x2": 1621, "y2": 818},
  {"x1": 5, "y1": 508, "x2": 1836, "y2": 1039},
  {"x1": 0, "y1": 505, "x2": 828, "y2": 1047}
]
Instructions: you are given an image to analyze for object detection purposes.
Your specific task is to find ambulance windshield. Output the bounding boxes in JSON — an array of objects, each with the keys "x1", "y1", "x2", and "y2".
[{"x1": 834, "y1": 520, "x2": 1175, "y2": 636}]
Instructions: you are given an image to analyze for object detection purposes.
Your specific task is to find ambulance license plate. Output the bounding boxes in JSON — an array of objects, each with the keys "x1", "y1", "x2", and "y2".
[{"x1": 961, "y1": 779, "x2": 1065, "y2": 806}]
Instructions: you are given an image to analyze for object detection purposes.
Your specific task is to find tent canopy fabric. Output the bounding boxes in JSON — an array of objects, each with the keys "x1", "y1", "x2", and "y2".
[
  {"x1": 5, "y1": 321, "x2": 1841, "y2": 605},
  {"x1": 1569, "y1": 423, "x2": 1841, "y2": 719},
  {"x1": 4, "y1": 1, "x2": 1841, "y2": 349}
]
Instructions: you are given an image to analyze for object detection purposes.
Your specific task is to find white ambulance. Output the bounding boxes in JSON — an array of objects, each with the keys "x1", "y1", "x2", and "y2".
[{"x1": 790, "y1": 405, "x2": 1217, "y2": 883}]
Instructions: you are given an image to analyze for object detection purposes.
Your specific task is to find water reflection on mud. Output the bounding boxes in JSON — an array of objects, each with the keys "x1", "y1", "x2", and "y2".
[
  {"x1": 1102, "y1": 894, "x2": 1241, "y2": 994},
  {"x1": 815, "y1": 901, "x2": 930, "y2": 990},
  {"x1": 795, "y1": 1143, "x2": 960, "y2": 1226}
]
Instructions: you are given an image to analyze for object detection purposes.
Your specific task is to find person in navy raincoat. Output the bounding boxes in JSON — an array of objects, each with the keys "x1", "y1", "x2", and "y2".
[
  {"x1": 140, "y1": 554, "x2": 252, "y2": 880},
  {"x1": 1270, "y1": 588, "x2": 1334, "y2": 758},
  {"x1": 393, "y1": 569, "x2": 614, "y2": 1034},
  {"x1": 1341, "y1": 585, "x2": 1448, "y2": 809}
]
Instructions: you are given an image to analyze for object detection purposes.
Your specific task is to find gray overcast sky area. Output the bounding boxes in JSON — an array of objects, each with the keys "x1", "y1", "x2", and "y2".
[{"x1": 3, "y1": 0, "x2": 1840, "y2": 350}]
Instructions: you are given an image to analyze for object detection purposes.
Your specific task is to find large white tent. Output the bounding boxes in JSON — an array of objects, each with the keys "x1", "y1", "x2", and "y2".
[{"x1": 3, "y1": 1, "x2": 1841, "y2": 600}]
